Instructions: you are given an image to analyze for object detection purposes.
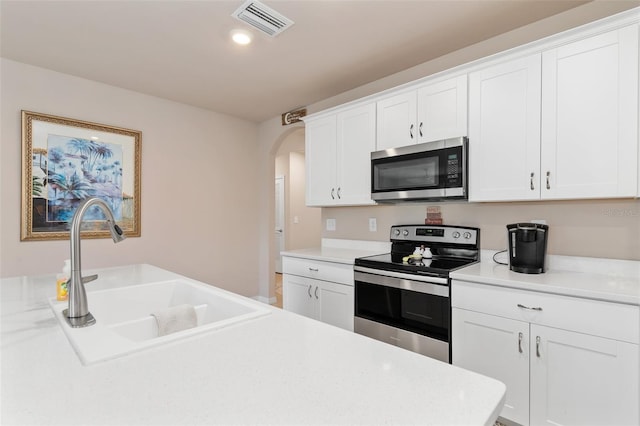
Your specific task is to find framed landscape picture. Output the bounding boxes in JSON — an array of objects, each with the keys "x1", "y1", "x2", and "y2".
[{"x1": 21, "y1": 111, "x2": 141, "y2": 241}]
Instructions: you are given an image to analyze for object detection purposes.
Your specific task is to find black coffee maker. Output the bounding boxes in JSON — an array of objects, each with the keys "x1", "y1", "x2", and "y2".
[{"x1": 506, "y1": 223, "x2": 549, "y2": 274}]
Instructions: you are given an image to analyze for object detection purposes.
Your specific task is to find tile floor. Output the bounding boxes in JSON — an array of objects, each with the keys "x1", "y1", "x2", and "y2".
[{"x1": 273, "y1": 273, "x2": 283, "y2": 308}]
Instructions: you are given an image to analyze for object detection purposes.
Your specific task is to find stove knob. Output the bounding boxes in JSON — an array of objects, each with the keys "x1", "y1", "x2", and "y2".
[
  {"x1": 452, "y1": 231, "x2": 461, "y2": 239},
  {"x1": 402, "y1": 230, "x2": 409, "y2": 236},
  {"x1": 463, "y1": 232, "x2": 472, "y2": 239},
  {"x1": 394, "y1": 229, "x2": 401, "y2": 236}
]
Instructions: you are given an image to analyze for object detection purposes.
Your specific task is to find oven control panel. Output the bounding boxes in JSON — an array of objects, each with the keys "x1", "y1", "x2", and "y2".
[{"x1": 391, "y1": 225, "x2": 479, "y2": 246}]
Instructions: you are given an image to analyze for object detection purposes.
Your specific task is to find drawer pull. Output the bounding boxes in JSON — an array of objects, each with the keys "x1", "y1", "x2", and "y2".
[
  {"x1": 308, "y1": 268, "x2": 319, "y2": 272},
  {"x1": 517, "y1": 303, "x2": 543, "y2": 311},
  {"x1": 536, "y1": 336, "x2": 541, "y2": 358},
  {"x1": 518, "y1": 332, "x2": 523, "y2": 353}
]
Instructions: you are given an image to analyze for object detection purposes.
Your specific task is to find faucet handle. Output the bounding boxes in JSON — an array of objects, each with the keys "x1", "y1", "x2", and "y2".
[{"x1": 82, "y1": 274, "x2": 98, "y2": 284}]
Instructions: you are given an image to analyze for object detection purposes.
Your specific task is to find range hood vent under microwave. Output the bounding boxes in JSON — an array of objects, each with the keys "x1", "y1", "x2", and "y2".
[{"x1": 232, "y1": 1, "x2": 295, "y2": 37}]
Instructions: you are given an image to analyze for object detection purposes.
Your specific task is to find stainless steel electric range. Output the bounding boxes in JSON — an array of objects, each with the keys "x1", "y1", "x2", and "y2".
[{"x1": 354, "y1": 224, "x2": 480, "y2": 363}]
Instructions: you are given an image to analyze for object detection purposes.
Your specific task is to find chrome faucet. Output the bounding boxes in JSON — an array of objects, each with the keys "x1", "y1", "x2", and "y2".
[{"x1": 64, "y1": 197, "x2": 126, "y2": 328}]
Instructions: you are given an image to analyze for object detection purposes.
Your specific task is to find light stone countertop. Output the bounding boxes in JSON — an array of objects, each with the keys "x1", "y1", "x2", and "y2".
[
  {"x1": 281, "y1": 238, "x2": 391, "y2": 265},
  {"x1": 1, "y1": 264, "x2": 505, "y2": 425},
  {"x1": 451, "y1": 252, "x2": 640, "y2": 305}
]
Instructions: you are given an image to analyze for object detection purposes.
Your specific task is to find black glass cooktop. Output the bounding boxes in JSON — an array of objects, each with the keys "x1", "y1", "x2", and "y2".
[{"x1": 354, "y1": 253, "x2": 477, "y2": 277}]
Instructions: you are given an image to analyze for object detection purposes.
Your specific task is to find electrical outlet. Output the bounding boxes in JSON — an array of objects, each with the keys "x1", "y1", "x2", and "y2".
[
  {"x1": 326, "y1": 218, "x2": 336, "y2": 231},
  {"x1": 369, "y1": 218, "x2": 377, "y2": 232}
]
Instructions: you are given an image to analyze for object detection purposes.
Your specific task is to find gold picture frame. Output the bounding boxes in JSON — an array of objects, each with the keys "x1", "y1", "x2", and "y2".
[{"x1": 21, "y1": 111, "x2": 141, "y2": 241}]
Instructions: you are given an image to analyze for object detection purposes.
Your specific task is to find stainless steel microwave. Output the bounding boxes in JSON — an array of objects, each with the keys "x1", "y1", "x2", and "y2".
[{"x1": 371, "y1": 137, "x2": 468, "y2": 202}]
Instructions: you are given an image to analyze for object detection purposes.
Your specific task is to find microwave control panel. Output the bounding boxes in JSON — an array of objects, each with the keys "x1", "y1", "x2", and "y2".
[{"x1": 444, "y1": 150, "x2": 462, "y2": 187}]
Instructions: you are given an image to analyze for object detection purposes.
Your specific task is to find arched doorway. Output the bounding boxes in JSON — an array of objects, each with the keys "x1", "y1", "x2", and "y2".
[{"x1": 272, "y1": 127, "x2": 321, "y2": 307}]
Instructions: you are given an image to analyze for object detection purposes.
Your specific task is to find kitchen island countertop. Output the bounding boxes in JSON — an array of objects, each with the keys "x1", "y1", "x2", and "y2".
[{"x1": 1, "y1": 264, "x2": 505, "y2": 425}]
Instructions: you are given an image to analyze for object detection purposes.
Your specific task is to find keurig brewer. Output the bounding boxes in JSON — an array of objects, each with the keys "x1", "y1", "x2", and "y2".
[{"x1": 506, "y1": 223, "x2": 549, "y2": 274}]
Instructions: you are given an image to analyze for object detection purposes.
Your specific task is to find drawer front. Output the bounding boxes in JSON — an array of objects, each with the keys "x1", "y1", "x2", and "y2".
[
  {"x1": 282, "y1": 256, "x2": 353, "y2": 285},
  {"x1": 452, "y1": 280, "x2": 639, "y2": 344}
]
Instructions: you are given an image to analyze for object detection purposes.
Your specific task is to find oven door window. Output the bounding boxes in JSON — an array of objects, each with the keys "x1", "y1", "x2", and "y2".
[{"x1": 355, "y1": 281, "x2": 449, "y2": 342}]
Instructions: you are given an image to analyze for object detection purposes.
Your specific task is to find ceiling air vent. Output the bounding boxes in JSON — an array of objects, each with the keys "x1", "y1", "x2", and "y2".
[{"x1": 232, "y1": 0, "x2": 294, "y2": 37}]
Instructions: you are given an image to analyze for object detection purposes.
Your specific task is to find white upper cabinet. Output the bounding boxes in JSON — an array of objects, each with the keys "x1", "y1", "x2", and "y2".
[
  {"x1": 376, "y1": 91, "x2": 417, "y2": 150},
  {"x1": 305, "y1": 115, "x2": 338, "y2": 206},
  {"x1": 469, "y1": 25, "x2": 639, "y2": 202},
  {"x1": 417, "y1": 75, "x2": 468, "y2": 143},
  {"x1": 541, "y1": 25, "x2": 639, "y2": 199},
  {"x1": 376, "y1": 75, "x2": 468, "y2": 150},
  {"x1": 305, "y1": 103, "x2": 376, "y2": 206},
  {"x1": 469, "y1": 54, "x2": 542, "y2": 202},
  {"x1": 336, "y1": 104, "x2": 377, "y2": 205},
  {"x1": 306, "y1": 12, "x2": 639, "y2": 204}
]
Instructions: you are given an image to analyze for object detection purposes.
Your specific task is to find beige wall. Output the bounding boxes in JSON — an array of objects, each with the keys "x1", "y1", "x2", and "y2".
[
  {"x1": 288, "y1": 151, "x2": 322, "y2": 250},
  {"x1": 0, "y1": 59, "x2": 262, "y2": 297},
  {"x1": 307, "y1": 1, "x2": 638, "y2": 116},
  {"x1": 320, "y1": 199, "x2": 640, "y2": 261},
  {"x1": 275, "y1": 129, "x2": 321, "y2": 252}
]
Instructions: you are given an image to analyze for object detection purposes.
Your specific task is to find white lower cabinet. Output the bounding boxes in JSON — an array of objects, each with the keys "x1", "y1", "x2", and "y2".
[
  {"x1": 530, "y1": 325, "x2": 639, "y2": 426},
  {"x1": 452, "y1": 309, "x2": 530, "y2": 425},
  {"x1": 282, "y1": 256, "x2": 354, "y2": 331},
  {"x1": 283, "y1": 274, "x2": 353, "y2": 331},
  {"x1": 452, "y1": 280, "x2": 639, "y2": 426}
]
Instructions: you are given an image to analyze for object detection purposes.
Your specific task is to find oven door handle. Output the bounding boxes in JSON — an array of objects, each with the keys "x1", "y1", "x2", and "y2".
[
  {"x1": 354, "y1": 270, "x2": 449, "y2": 297},
  {"x1": 354, "y1": 266, "x2": 448, "y2": 285}
]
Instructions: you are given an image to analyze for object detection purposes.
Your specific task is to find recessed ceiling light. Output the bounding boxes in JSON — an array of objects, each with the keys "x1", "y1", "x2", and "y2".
[{"x1": 231, "y1": 29, "x2": 252, "y2": 45}]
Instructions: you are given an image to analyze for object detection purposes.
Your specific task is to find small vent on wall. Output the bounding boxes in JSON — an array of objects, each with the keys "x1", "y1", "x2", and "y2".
[{"x1": 232, "y1": 0, "x2": 294, "y2": 37}]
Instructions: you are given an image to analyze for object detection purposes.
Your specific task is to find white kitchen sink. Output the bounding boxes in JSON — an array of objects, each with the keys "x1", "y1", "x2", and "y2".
[{"x1": 49, "y1": 279, "x2": 271, "y2": 365}]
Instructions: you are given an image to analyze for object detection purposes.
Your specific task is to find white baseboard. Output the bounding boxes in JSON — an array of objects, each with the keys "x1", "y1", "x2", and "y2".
[{"x1": 252, "y1": 295, "x2": 276, "y2": 305}]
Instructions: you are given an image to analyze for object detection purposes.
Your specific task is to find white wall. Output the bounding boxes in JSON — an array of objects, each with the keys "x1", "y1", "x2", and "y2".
[{"x1": 0, "y1": 59, "x2": 262, "y2": 297}]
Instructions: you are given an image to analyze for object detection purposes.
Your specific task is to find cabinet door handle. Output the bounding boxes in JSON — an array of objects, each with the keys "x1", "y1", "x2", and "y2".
[
  {"x1": 308, "y1": 285, "x2": 312, "y2": 298},
  {"x1": 314, "y1": 286, "x2": 319, "y2": 299},
  {"x1": 419, "y1": 122, "x2": 423, "y2": 137},
  {"x1": 409, "y1": 124, "x2": 414, "y2": 139},
  {"x1": 530, "y1": 172, "x2": 535, "y2": 190},
  {"x1": 536, "y1": 336, "x2": 541, "y2": 358},
  {"x1": 517, "y1": 303, "x2": 543, "y2": 311},
  {"x1": 546, "y1": 171, "x2": 551, "y2": 190},
  {"x1": 331, "y1": 188, "x2": 335, "y2": 199},
  {"x1": 308, "y1": 267, "x2": 319, "y2": 272},
  {"x1": 337, "y1": 187, "x2": 341, "y2": 199},
  {"x1": 518, "y1": 332, "x2": 523, "y2": 353}
]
